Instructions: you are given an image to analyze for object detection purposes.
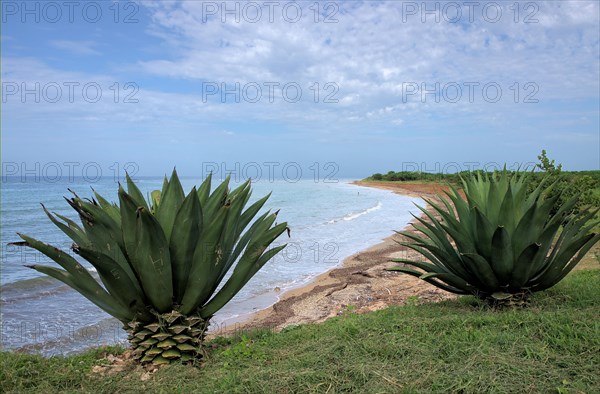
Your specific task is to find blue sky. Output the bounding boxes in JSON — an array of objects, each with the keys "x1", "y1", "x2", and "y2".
[{"x1": 2, "y1": 0, "x2": 599, "y2": 178}]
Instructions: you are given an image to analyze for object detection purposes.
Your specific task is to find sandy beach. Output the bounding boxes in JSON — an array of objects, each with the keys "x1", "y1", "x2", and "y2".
[{"x1": 217, "y1": 181, "x2": 457, "y2": 336}]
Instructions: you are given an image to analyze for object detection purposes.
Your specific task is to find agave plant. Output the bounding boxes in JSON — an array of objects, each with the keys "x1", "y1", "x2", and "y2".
[
  {"x1": 10, "y1": 170, "x2": 288, "y2": 364},
  {"x1": 389, "y1": 170, "x2": 600, "y2": 306}
]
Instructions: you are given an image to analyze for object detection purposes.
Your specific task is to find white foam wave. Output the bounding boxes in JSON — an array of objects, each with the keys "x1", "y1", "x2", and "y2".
[{"x1": 327, "y1": 201, "x2": 382, "y2": 224}]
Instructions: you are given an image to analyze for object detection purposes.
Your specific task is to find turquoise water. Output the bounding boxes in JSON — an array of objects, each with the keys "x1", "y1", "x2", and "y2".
[{"x1": 1, "y1": 176, "x2": 421, "y2": 355}]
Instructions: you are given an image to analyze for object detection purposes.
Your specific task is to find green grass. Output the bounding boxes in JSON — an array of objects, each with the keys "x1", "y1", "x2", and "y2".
[{"x1": 2, "y1": 269, "x2": 599, "y2": 393}]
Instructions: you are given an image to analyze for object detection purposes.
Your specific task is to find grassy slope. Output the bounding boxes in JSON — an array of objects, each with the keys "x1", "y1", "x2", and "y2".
[
  {"x1": 3, "y1": 175, "x2": 598, "y2": 393},
  {"x1": 2, "y1": 268, "x2": 599, "y2": 394}
]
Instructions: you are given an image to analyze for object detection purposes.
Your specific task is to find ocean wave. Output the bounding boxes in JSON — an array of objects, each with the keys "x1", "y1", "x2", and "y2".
[
  {"x1": 1, "y1": 275, "x2": 60, "y2": 293},
  {"x1": 326, "y1": 201, "x2": 382, "y2": 224},
  {"x1": 1, "y1": 277, "x2": 71, "y2": 305},
  {"x1": 1, "y1": 267, "x2": 99, "y2": 304}
]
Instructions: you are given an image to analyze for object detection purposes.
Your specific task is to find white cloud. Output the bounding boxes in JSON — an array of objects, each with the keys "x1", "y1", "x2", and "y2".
[
  {"x1": 1, "y1": 57, "x2": 228, "y2": 141},
  {"x1": 50, "y1": 40, "x2": 101, "y2": 56},
  {"x1": 133, "y1": 0, "x2": 598, "y2": 128},
  {"x1": 3, "y1": 1, "x2": 598, "y2": 169}
]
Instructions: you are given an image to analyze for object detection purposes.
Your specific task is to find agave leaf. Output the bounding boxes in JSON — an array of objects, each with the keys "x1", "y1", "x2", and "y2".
[
  {"x1": 126, "y1": 172, "x2": 149, "y2": 210},
  {"x1": 228, "y1": 179, "x2": 251, "y2": 199},
  {"x1": 496, "y1": 170, "x2": 509, "y2": 198},
  {"x1": 439, "y1": 221, "x2": 475, "y2": 255},
  {"x1": 71, "y1": 198, "x2": 126, "y2": 252},
  {"x1": 197, "y1": 173, "x2": 212, "y2": 207},
  {"x1": 179, "y1": 205, "x2": 230, "y2": 315},
  {"x1": 460, "y1": 253, "x2": 499, "y2": 292},
  {"x1": 412, "y1": 241, "x2": 472, "y2": 280},
  {"x1": 52, "y1": 211, "x2": 87, "y2": 238},
  {"x1": 508, "y1": 242, "x2": 541, "y2": 289},
  {"x1": 498, "y1": 184, "x2": 516, "y2": 233},
  {"x1": 14, "y1": 234, "x2": 131, "y2": 321},
  {"x1": 411, "y1": 222, "x2": 443, "y2": 249},
  {"x1": 150, "y1": 190, "x2": 161, "y2": 213},
  {"x1": 386, "y1": 267, "x2": 470, "y2": 294},
  {"x1": 531, "y1": 193, "x2": 559, "y2": 228},
  {"x1": 28, "y1": 265, "x2": 131, "y2": 322},
  {"x1": 444, "y1": 185, "x2": 470, "y2": 226},
  {"x1": 214, "y1": 206, "x2": 277, "y2": 277},
  {"x1": 41, "y1": 204, "x2": 87, "y2": 247},
  {"x1": 202, "y1": 175, "x2": 230, "y2": 227},
  {"x1": 396, "y1": 228, "x2": 429, "y2": 245},
  {"x1": 490, "y1": 226, "x2": 513, "y2": 285},
  {"x1": 202, "y1": 209, "x2": 280, "y2": 307},
  {"x1": 155, "y1": 168, "x2": 185, "y2": 241},
  {"x1": 75, "y1": 202, "x2": 137, "y2": 287},
  {"x1": 230, "y1": 192, "x2": 272, "y2": 243},
  {"x1": 75, "y1": 245, "x2": 150, "y2": 320},
  {"x1": 534, "y1": 232, "x2": 600, "y2": 291},
  {"x1": 545, "y1": 208, "x2": 597, "y2": 266},
  {"x1": 423, "y1": 198, "x2": 476, "y2": 254},
  {"x1": 410, "y1": 211, "x2": 451, "y2": 250},
  {"x1": 546, "y1": 194, "x2": 579, "y2": 229},
  {"x1": 387, "y1": 266, "x2": 431, "y2": 277},
  {"x1": 131, "y1": 207, "x2": 173, "y2": 313},
  {"x1": 218, "y1": 211, "x2": 273, "y2": 285},
  {"x1": 244, "y1": 233, "x2": 287, "y2": 280},
  {"x1": 410, "y1": 209, "x2": 465, "y2": 262},
  {"x1": 389, "y1": 258, "x2": 445, "y2": 274},
  {"x1": 170, "y1": 187, "x2": 202, "y2": 303},
  {"x1": 416, "y1": 272, "x2": 472, "y2": 294},
  {"x1": 535, "y1": 232, "x2": 596, "y2": 289},
  {"x1": 511, "y1": 176, "x2": 530, "y2": 221},
  {"x1": 473, "y1": 207, "x2": 494, "y2": 258},
  {"x1": 92, "y1": 189, "x2": 121, "y2": 223},
  {"x1": 200, "y1": 238, "x2": 287, "y2": 318},
  {"x1": 217, "y1": 182, "x2": 252, "y2": 274},
  {"x1": 119, "y1": 187, "x2": 140, "y2": 266},
  {"x1": 528, "y1": 220, "x2": 562, "y2": 278},
  {"x1": 398, "y1": 242, "x2": 446, "y2": 269},
  {"x1": 511, "y1": 203, "x2": 539, "y2": 259},
  {"x1": 438, "y1": 194, "x2": 457, "y2": 218},
  {"x1": 15, "y1": 233, "x2": 96, "y2": 282},
  {"x1": 522, "y1": 175, "x2": 549, "y2": 214},
  {"x1": 486, "y1": 178, "x2": 502, "y2": 224}
]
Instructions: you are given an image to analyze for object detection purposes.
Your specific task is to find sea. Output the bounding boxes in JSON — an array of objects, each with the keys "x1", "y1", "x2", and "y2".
[{"x1": 1, "y1": 176, "x2": 421, "y2": 356}]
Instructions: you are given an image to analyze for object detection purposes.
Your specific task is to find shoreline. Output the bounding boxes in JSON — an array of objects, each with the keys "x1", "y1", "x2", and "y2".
[{"x1": 214, "y1": 180, "x2": 456, "y2": 337}]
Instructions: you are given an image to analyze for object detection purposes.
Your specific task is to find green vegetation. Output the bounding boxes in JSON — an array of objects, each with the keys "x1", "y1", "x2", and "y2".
[
  {"x1": 370, "y1": 170, "x2": 464, "y2": 184},
  {"x1": 367, "y1": 151, "x2": 600, "y2": 228},
  {"x1": 533, "y1": 151, "x2": 600, "y2": 217},
  {"x1": 389, "y1": 170, "x2": 600, "y2": 306},
  {"x1": 368, "y1": 167, "x2": 600, "y2": 227},
  {"x1": 9, "y1": 170, "x2": 288, "y2": 365},
  {"x1": 2, "y1": 269, "x2": 599, "y2": 393},
  {"x1": 368, "y1": 168, "x2": 600, "y2": 202}
]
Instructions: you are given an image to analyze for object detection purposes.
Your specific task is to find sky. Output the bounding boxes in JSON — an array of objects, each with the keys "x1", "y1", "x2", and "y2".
[{"x1": 1, "y1": 0, "x2": 599, "y2": 179}]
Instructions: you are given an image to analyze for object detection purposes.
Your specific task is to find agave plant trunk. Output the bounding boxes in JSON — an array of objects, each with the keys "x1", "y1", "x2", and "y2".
[{"x1": 127, "y1": 311, "x2": 210, "y2": 364}]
